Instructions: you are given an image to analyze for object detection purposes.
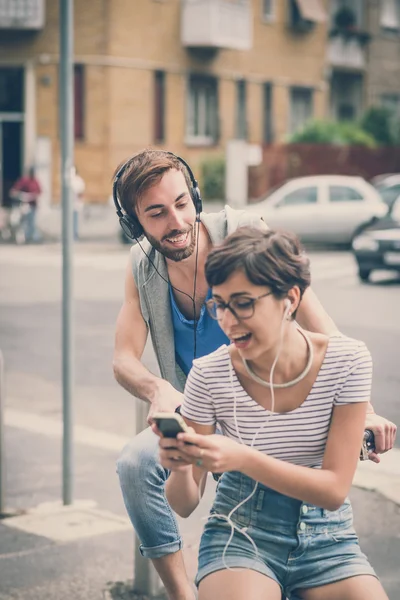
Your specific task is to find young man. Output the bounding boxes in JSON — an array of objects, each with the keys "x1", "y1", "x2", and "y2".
[{"x1": 113, "y1": 150, "x2": 396, "y2": 600}]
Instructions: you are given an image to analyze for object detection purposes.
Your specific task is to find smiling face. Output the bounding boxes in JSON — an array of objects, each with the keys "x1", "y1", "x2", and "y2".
[
  {"x1": 212, "y1": 270, "x2": 287, "y2": 360},
  {"x1": 136, "y1": 169, "x2": 197, "y2": 262}
]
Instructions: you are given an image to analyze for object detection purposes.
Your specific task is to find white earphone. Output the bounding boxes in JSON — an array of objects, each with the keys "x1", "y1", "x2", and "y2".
[{"x1": 284, "y1": 298, "x2": 292, "y2": 318}]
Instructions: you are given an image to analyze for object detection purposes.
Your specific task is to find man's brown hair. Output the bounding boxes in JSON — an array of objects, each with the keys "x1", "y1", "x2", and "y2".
[
  {"x1": 205, "y1": 227, "x2": 311, "y2": 318},
  {"x1": 114, "y1": 150, "x2": 193, "y2": 218}
]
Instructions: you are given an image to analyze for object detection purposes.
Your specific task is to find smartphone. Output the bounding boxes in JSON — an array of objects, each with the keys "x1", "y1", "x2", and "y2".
[{"x1": 152, "y1": 412, "x2": 190, "y2": 438}]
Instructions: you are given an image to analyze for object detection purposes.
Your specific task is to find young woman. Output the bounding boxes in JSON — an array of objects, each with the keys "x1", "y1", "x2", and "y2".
[{"x1": 157, "y1": 227, "x2": 388, "y2": 600}]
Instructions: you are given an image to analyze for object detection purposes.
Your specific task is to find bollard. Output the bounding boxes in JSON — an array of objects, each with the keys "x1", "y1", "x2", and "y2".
[
  {"x1": 0, "y1": 350, "x2": 5, "y2": 515},
  {"x1": 132, "y1": 399, "x2": 164, "y2": 597}
]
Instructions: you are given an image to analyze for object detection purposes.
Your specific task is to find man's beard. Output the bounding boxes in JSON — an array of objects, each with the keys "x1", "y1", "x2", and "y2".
[{"x1": 144, "y1": 223, "x2": 197, "y2": 262}]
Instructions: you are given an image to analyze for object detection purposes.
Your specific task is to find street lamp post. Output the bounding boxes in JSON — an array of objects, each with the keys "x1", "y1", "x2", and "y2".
[{"x1": 59, "y1": 0, "x2": 74, "y2": 506}]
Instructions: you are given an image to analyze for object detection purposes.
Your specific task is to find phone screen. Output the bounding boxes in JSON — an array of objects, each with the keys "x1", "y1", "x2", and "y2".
[{"x1": 154, "y1": 417, "x2": 186, "y2": 438}]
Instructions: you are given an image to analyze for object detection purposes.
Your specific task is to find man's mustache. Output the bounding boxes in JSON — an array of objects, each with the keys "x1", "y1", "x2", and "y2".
[{"x1": 162, "y1": 227, "x2": 192, "y2": 242}]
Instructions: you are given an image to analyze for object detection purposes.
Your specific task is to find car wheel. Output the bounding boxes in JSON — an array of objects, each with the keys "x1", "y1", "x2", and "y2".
[{"x1": 358, "y1": 268, "x2": 371, "y2": 283}]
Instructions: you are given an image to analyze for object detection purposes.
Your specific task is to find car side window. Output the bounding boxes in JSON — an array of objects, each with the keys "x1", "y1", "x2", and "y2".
[
  {"x1": 329, "y1": 186, "x2": 364, "y2": 202},
  {"x1": 277, "y1": 186, "x2": 318, "y2": 207}
]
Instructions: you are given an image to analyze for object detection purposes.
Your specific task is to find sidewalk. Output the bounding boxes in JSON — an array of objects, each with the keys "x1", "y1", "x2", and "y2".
[
  {"x1": 1, "y1": 408, "x2": 399, "y2": 599},
  {"x1": 0, "y1": 422, "x2": 213, "y2": 600},
  {"x1": 1, "y1": 229, "x2": 399, "y2": 599}
]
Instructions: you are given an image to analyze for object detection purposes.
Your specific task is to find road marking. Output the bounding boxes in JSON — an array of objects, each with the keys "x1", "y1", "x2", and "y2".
[
  {"x1": 5, "y1": 408, "x2": 129, "y2": 453},
  {"x1": 5, "y1": 408, "x2": 400, "y2": 506}
]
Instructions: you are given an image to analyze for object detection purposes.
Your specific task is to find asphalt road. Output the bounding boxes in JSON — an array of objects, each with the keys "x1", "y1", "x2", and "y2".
[{"x1": 0, "y1": 242, "x2": 399, "y2": 599}]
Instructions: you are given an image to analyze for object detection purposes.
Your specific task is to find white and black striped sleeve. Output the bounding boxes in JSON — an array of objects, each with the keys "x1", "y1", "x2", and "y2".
[
  {"x1": 334, "y1": 343, "x2": 373, "y2": 406},
  {"x1": 180, "y1": 361, "x2": 216, "y2": 425}
]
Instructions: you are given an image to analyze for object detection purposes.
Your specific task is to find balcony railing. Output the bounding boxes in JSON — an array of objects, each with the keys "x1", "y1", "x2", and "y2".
[
  {"x1": 327, "y1": 34, "x2": 366, "y2": 69},
  {"x1": 181, "y1": 0, "x2": 252, "y2": 51},
  {"x1": 0, "y1": 0, "x2": 44, "y2": 29}
]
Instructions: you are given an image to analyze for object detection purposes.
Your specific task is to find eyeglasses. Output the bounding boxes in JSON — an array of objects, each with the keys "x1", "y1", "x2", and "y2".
[{"x1": 206, "y1": 291, "x2": 273, "y2": 321}]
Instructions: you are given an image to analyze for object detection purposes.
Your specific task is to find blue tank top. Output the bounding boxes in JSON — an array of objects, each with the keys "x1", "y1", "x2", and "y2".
[{"x1": 169, "y1": 285, "x2": 229, "y2": 376}]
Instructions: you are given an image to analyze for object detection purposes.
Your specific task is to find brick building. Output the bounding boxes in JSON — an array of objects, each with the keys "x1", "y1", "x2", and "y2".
[{"x1": 0, "y1": 0, "x2": 330, "y2": 205}]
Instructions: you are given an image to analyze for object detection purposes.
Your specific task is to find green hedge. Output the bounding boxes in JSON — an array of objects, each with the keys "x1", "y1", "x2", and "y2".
[
  {"x1": 200, "y1": 155, "x2": 225, "y2": 200},
  {"x1": 289, "y1": 120, "x2": 377, "y2": 148}
]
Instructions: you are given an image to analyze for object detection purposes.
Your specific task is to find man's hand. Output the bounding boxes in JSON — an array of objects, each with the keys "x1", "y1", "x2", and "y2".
[
  {"x1": 147, "y1": 380, "x2": 184, "y2": 425},
  {"x1": 365, "y1": 413, "x2": 397, "y2": 463}
]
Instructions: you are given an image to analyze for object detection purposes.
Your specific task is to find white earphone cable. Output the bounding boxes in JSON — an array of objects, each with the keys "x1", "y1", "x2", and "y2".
[{"x1": 198, "y1": 301, "x2": 292, "y2": 571}]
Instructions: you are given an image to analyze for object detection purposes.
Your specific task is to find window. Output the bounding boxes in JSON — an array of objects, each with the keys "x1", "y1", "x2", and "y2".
[
  {"x1": 235, "y1": 80, "x2": 247, "y2": 140},
  {"x1": 74, "y1": 64, "x2": 84, "y2": 140},
  {"x1": 186, "y1": 75, "x2": 218, "y2": 145},
  {"x1": 278, "y1": 186, "x2": 318, "y2": 206},
  {"x1": 0, "y1": 67, "x2": 23, "y2": 112},
  {"x1": 289, "y1": 87, "x2": 313, "y2": 134},
  {"x1": 262, "y1": 0, "x2": 276, "y2": 21},
  {"x1": 381, "y1": 94, "x2": 400, "y2": 129},
  {"x1": 263, "y1": 83, "x2": 274, "y2": 143},
  {"x1": 329, "y1": 186, "x2": 364, "y2": 202},
  {"x1": 288, "y1": 0, "x2": 326, "y2": 30},
  {"x1": 380, "y1": 0, "x2": 400, "y2": 30},
  {"x1": 330, "y1": 0, "x2": 364, "y2": 29},
  {"x1": 154, "y1": 71, "x2": 165, "y2": 144}
]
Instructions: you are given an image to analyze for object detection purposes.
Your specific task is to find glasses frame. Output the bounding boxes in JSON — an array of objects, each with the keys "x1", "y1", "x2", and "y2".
[{"x1": 206, "y1": 291, "x2": 273, "y2": 321}]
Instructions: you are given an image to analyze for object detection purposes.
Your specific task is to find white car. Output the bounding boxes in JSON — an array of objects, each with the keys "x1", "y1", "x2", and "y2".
[
  {"x1": 247, "y1": 175, "x2": 387, "y2": 244},
  {"x1": 372, "y1": 173, "x2": 400, "y2": 209}
]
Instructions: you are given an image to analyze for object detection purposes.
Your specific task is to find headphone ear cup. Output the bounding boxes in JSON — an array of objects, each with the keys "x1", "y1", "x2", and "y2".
[{"x1": 120, "y1": 215, "x2": 143, "y2": 240}]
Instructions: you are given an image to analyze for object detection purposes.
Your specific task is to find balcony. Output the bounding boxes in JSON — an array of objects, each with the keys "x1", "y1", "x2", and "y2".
[
  {"x1": 181, "y1": 0, "x2": 252, "y2": 52},
  {"x1": 327, "y1": 34, "x2": 366, "y2": 70},
  {"x1": 0, "y1": 0, "x2": 44, "y2": 29}
]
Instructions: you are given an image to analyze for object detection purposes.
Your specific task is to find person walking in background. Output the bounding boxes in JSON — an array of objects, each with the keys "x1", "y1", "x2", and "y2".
[
  {"x1": 9, "y1": 167, "x2": 42, "y2": 243},
  {"x1": 71, "y1": 166, "x2": 85, "y2": 241}
]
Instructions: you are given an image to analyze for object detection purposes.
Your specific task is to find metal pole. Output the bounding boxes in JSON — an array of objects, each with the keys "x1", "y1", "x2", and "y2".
[
  {"x1": 59, "y1": 0, "x2": 74, "y2": 506},
  {"x1": 133, "y1": 400, "x2": 163, "y2": 596},
  {"x1": 0, "y1": 350, "x2": 5, "y2": 514}
]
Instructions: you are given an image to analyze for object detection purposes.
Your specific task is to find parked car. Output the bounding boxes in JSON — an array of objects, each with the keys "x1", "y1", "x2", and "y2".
[
  {"x1": 352, "y1": 194, "x2": 400, "y2": 282},
  {"x1": 372, "y1": 173, "x2": 400, "y2": 209},
  {"x1": 247, "y1": 175, "x2": 387, "y2": 245}
]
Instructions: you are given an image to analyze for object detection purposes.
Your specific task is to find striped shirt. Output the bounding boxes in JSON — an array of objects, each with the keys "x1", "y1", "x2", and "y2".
[{"x1": 181, "y1": 335, "x2": 372, "y2": 468}]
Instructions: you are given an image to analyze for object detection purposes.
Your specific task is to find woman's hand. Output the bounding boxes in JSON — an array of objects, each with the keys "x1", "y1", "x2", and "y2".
[
  {"x1": 176, "y1": 431, "x2": 248, "y2": 473},
  {"x1": 152, "y1": 423, "x2": 195, "y2": 472}
]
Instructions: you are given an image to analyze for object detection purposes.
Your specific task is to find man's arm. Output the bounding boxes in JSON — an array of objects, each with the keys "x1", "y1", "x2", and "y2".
[
  {"x1": 296, "y1": 287, "x2": 397, "y2": 456},
  {"x1": 113, "y1": 259, "x2": 183, "y2": 418}
]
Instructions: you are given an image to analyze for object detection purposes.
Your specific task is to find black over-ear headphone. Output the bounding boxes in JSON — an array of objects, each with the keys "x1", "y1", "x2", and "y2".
[{"x1": 112, "y1": 152, "x2": 203, "y2": 240}]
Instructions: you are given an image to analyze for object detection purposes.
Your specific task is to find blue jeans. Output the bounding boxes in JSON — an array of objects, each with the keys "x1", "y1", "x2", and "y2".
[
  {"x1": 197, "y1": 472, "x2": 377, "y2": 597},
  {"x1": 24, "y1": 206, "x2": 39, "y2": 242},
  {"x1": 116, "y1": 426, "x2": 183, "y2": 559}
]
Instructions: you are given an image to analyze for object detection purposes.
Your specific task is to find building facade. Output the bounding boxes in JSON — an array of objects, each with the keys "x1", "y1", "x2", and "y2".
[
  {"x1": 366, "y1": 0, "x2": 400, "y2": 126},
  {"x1": 0, "y1": 0, "x2": 330, "y2": 205}
]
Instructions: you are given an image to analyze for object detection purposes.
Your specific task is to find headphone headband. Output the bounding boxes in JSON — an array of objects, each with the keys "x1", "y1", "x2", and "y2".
[{"x1": 112, "y1": 151, "x2": 202, "y2": 240}]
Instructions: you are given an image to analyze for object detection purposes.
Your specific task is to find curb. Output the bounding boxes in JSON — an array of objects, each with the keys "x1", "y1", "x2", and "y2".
[{"x1": 353, "y1": 448, "x2": 400, "y2": 506}]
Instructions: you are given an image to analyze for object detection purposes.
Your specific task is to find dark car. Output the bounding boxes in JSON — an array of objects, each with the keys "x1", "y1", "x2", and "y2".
[{"x1": 352, "y1": 195, "x2": 400, "y2": 282}]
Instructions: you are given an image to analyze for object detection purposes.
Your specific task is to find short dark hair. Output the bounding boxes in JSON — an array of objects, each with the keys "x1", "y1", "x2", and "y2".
[
  {"x1": 114, "y1": 149, "x2": 192, "y2": 218},
  {"x1": 205, "y1": 227, "x2": 311, "y2": 317}
]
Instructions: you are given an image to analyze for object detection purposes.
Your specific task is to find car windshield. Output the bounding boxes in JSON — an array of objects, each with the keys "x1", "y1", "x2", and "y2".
[
  {"x1": 375, "y1": 183, "x2": 400, "y2": 208},
  {"x1": 263, "y1": 181, "x2": 286, "y2": 200},
  {"x1": 391, "y1": 197, "x2": 400, "y2": 222}
]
